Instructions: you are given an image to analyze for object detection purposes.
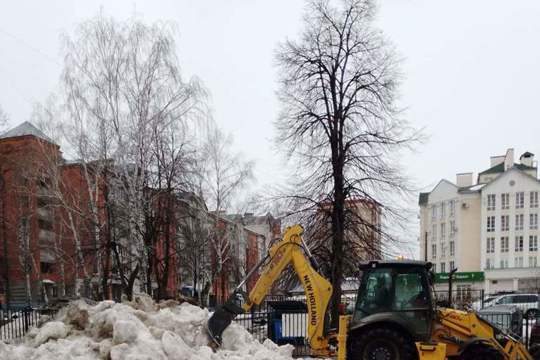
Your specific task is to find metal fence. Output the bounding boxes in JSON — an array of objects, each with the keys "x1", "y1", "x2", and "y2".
[
  {"x1": 1, "y1": 308, "x2": 40, "y2": 341},
  {"x1": 0, "y1": 307, "x2": 58, "y2": 342},
  {"x1": 230, "y1": 290, "x2": 539, "y2": 356}
]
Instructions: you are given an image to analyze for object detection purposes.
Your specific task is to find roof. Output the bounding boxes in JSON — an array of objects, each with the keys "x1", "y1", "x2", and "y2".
[
  {"x1": 0, "y1": 121, "x2": 54, "y2": 143},
  {"x1": 520, "y1": 151, "x2": 534, "y2": 159},
  {"x1": 359, "y1": 260, "x2": 432, "y2": 270},
  {"x1": 480, "y1": 166, "x2": 540, "y2": 191},
  {"x1": 458, "y1": 183, "x2": 485, "y2": 194},
  {"x1": 478, "y1": 162, "x2": 536, "y2": 176}
]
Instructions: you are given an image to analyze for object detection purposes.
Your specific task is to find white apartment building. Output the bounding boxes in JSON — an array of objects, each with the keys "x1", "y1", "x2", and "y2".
[
  {"x1": 479, "y1": 150, "x2": 540, "y2": 293},
  {"x1": 419, "y1": 175, "x2": 483, "y2": 292},
  {"x1": 419, "y1": 148, "x2": 540, "y2": 294}
]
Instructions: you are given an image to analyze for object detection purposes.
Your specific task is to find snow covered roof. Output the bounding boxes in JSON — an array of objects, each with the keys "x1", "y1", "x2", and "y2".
[{"x1": 0, "y1": 121, "x2": 54, "y2": 143}]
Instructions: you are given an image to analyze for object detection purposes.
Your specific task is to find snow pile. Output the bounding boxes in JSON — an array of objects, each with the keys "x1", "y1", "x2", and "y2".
[{"x1": 0, "y1": 296, "x2": 294, "y2": 360}]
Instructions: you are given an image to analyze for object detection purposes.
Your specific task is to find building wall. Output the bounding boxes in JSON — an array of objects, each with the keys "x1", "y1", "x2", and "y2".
[
  {"x1": 457, "y1": 193, "x2": 481, "y2": 273},
  {"x1": 420, "y1": 181, "x2": 483, "y2": 291},
  {"x1": 480, "y1": 169, "x2": 540, "y2": 293},
  {"x1": 0, "y1": 135, "x2": 62, "y2": 304}
]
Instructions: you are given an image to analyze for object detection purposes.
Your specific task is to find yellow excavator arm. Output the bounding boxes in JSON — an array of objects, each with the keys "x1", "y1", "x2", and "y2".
[{"x1": 207, "y1": 225, "x2": 334, "y2": 353}]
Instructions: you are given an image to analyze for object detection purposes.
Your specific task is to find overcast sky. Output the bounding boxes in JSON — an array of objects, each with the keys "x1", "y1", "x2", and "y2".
[{"x1": 2, "y1": 0, "x2": 540, "y2": 256}]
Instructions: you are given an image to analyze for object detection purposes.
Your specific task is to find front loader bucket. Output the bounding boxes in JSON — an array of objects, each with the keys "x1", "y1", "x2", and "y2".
[{"x1": 207, "y1": 300, "x2": 244, "y2": 346}]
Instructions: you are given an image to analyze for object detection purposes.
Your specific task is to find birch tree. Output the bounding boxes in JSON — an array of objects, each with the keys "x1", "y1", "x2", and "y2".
[
  {"x1": 34, "y1": 13, "x2": 204, "y2": 300},
  {"x1": 200, "y1": 124, "x2": 254, "y2": 302}
]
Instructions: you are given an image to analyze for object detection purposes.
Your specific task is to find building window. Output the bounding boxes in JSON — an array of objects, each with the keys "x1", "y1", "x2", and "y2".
[
  {"x1": 440, "y1": 262, "x2": 446, "y2": 273},
  {"x1": 487, "y1": 216, "x2": 495, "y2": 232},
  {"x1": 449, "y1": 220, "x2": 456, "y2": 236},
  {"x1": 500, "y1": 259, "x2": 509, "y2": 268},
  {"x1": 501, "y1": 215, "x2": 509, "y2": 231},
  {"x1": 515, "y1": 236, "x2": 524, "y2": 252},
  {"x1": 502, "y1": 193, "x2": 510, "y2": 209},
  {"x1": 530, "y1": 235, "x2": 538, "y2": 252},
  {"x1": 486, "y1": 258, "x2": 493, "y2": 269},
  {"x1": 449, "y1": 241, "x2": 455, "y2": 256},
  {"x1": 529, "y1": 256, "x2": 538, "y2": 268},
  {"x1": 516, "y1": 192, "x2": 525, "y2": 209},
  {"x1": 432, "y1": 224, "x2": 437, "y2": 242},
  {"x1": 431, "y1": 244, "x2": 436, "y2": 259},
  {"x1": 515, "y1": 257, "x2": 524, "y2": 268},
  {"x1": 440, "y1": 202, "x2": 446, "y2": 219},
  {"x1": 441, "y1": 243, "x2": 446, "y2": 257},
  {"x1": 530, "y1": 213, "x2": 538, "y2": 230},
  {"x1": 432, "y1": 263, "x2": 436, "y2": 272},
  {"x1": 40, "y1": 262, "x2": 54, "y2": 274},
  {"x1": 501, "y1": 236, "x2": 509, "y2": 253},
  {"x1": 449, "y1": 260, "x2": 455, "y2": 271},
  {"x1": 532, "y1": 192, "x2": 539, "y2": 208},
  {"x1": 486, "y1": 237, "x2": 495, "y2": 253},
  {"x1": 515, "y1": 214, "x2": 524, "y2": 231},
  {"x1": 487, "y1": 194, "x2": 496, "y2": 211},
  {"x1": 440, "y1": 223, "x2": 446, "y2": 241},
  {"x1": 449, "y1": 200, "x2": 455, "y2": 217},
  {"x1": 431, "y1": 205, "x2": 437, "y2": 221}
]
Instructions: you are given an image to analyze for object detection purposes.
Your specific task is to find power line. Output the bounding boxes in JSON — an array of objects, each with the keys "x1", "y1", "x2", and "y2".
[{"x1": 0, "y1": 26, "x2": 62, "y2": 67}]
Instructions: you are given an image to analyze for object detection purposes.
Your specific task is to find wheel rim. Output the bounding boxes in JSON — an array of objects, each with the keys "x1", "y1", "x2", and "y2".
[{"x1": 363, "y1": 339, "x2": 399, "y2": 360}]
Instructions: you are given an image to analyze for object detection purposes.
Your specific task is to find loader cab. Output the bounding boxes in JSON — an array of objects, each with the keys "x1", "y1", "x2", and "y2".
[{"x1": 351, "y1": 260, "x2": 435, "y2": 341}]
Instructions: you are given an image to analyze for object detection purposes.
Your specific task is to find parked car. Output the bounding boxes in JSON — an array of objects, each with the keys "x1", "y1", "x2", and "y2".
[
  {"x1": 485, "y1": 293, "x2": 539, "y2": 319},
  {"x1": 472, "y1": 295, "x2": 500, "y2": 310}
]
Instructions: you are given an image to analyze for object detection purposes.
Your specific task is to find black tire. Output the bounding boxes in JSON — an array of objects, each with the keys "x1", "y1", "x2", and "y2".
[
  {"x1": 460, "y1": 345, "x2": 504, "y2": 360},
  {"x1": 526, "y1": 309, "x2": 538, "y2": 319},
  {"x1": 530, "y1": 344, "x2": 540, "y2": 360},
  {"x1": 348, "y1": 326, "x2": 417, "y2": 360}
]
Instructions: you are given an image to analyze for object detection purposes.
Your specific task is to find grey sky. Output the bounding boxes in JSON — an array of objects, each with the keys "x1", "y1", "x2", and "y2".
[{"x1": 1, "y1": 0, "x2": 540, "y2": 256}]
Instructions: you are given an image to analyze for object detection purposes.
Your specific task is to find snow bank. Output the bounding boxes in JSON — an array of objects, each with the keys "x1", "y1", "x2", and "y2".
[{"x1": 0, "y1": 296, "x2": 294, "y2": 360}]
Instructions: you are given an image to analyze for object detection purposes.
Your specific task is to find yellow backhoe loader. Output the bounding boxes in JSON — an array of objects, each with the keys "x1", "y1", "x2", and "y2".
[{"x1": 207, "y1": 225, "x2": 535, "y2": 360}]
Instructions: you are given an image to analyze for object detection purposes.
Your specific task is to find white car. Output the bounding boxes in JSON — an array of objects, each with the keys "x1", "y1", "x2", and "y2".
[{"x1": 487, "y1": 293, "x2": 539, "y2": 318}]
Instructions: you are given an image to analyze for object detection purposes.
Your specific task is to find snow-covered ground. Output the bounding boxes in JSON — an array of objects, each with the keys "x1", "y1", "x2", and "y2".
[{"x1": 0, "y1": 296, "x2": 295, "y2": 360}]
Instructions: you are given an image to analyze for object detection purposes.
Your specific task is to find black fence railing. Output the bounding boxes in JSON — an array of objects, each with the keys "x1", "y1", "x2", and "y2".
[
  {"x1": 229, "y1": 290, "x2": 539, "y2": 356},
  {"x1": 0, "y1": 307, "x2": 58, "y2": 342},
  {"x1": 1, "y1": 308, "x2": 40, "y2": 341}
]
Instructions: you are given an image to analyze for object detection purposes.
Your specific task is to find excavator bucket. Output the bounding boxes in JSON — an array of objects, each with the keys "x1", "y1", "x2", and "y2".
[{"x1": 207, "y1": 299, "x2": 245, "y2": 345}]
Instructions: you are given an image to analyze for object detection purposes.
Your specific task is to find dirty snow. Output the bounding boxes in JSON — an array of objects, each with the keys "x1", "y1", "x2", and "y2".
[{"x1": 0, "y1": 296, "x2": 295, "y2": 360}]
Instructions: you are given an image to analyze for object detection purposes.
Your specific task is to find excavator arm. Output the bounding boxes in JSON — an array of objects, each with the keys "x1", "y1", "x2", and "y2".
[{"x1": 207, "y1": 225, "x2": 333, "y2": 353}]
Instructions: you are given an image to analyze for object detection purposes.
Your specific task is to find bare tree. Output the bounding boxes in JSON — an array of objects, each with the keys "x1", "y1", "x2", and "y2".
[
  {"x1": 32, "y1": 13, "x2": 204, "y2": 301},
  {"x1": 275, "y1": 0, "x2": 420, "y2": 326},
  {"x1": 199, "y1": 124, "x2": 254, "y2": 302},
  {"x1": 176, "y1": 193, "x2": 211, "y2": 305}
]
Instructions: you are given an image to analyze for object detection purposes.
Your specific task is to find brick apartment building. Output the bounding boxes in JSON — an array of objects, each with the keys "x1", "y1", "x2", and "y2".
[
  {"x1": 209, "y1": 212, "x2": 281, "y2": 304},
  {"x1": 0, "y1": 122, "x2": 89, "y2": 306},
  {"x1": 0, "y1": 122, "x2": 279, "y2": 307}
]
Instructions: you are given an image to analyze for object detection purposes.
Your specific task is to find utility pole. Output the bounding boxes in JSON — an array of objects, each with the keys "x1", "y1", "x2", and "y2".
[{"x1": 424, "y1": 232, "x2": 428, "y2": 262}]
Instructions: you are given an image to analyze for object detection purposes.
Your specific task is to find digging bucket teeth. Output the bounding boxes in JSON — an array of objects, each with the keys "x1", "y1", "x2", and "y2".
[{"x1": 207, "y1": 299, "x2": 245, "y2": 346}]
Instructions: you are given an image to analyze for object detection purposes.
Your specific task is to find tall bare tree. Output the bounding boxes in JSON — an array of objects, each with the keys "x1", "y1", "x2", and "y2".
[
  {"x1": 33, "y1": 14, "x2": 204, "y2": 301},
  {"x1": 275, "y1": 0, "x2": 420, "y2": 326}
]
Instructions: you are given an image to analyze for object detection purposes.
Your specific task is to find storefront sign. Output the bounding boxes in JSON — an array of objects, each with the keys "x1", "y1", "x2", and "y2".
[{"x1": 434, "y1": 271, "x2": 484, "y2": 283}]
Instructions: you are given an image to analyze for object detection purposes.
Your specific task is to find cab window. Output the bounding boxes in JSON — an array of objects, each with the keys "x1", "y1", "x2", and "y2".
[
  {"x1": 355, "y1": 268, "x2": 393, "y2": 318},
  {"x1": 394, "y1": 273, "x2": 428, "y2": 309}
]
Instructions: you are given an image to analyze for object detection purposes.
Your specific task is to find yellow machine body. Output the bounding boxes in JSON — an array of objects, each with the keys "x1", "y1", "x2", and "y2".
[{"x1": 208, "y1": 225, "x2": 535, "y2": 360}]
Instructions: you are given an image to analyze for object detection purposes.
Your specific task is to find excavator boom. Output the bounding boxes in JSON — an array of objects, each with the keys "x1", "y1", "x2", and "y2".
[{"x1": 207, "y1": 225, "x2": 333, "y2": 353}]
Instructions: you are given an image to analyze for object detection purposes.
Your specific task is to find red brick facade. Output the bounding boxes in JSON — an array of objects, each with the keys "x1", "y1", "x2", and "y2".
[{"x1": 0, "y1": 123, "x2": 280, "y2": 307}]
